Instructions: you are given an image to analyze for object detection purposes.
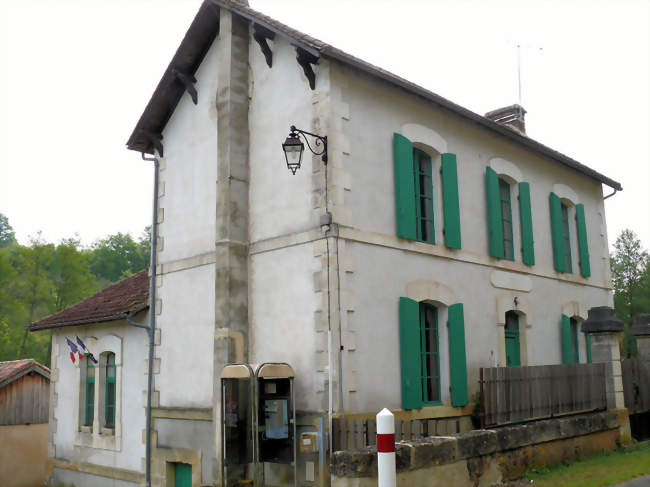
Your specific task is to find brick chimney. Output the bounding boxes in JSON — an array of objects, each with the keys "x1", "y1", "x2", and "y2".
[{"x1": 485, "y1": 104, "x2": 527, "y2": 135}]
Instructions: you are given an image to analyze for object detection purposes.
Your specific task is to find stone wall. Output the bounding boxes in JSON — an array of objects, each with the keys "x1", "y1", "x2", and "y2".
[{"x1": 331, "y1": 410, "x2": 630, "y2": 487}]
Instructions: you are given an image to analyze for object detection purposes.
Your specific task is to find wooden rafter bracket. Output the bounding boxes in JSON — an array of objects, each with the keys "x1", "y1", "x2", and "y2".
[
  {"x1": 253, "y1": 23, "x2": 275, "y2": 68},
  {"x1": 296, "y1": 47, "x2": 319, "y2": 90},
  {"x1": 140, "y1": 130, "x2": 164, "y2": 158},
  {"x1": 172, "y1": 68, "x2": 198, "y2": 105}
]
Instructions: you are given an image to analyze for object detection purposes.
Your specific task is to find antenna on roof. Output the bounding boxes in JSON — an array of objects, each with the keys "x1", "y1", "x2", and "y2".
[{"x1": 515, "y1": 42, "x2": 543, "y2": 107}]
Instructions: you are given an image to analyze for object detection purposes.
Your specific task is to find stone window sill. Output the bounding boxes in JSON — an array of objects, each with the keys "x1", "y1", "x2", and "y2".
[
  {"x1": 101, "y1": 427, "x2": 115, "y2": 436},
  {"x1": 80, "y1": 425, "x2": 92, "y2": 433}
]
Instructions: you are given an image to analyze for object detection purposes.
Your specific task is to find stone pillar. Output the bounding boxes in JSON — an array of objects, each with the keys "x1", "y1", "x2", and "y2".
[
  {"x1": 213, "y1": 9, "x2": 250, "y2": 486},
  {"x1": 581, "y1": 306, "x2": 624, "y2": 409},
  {"x1": 630, "y1": 314, "x2": 650, "y2": 360}
]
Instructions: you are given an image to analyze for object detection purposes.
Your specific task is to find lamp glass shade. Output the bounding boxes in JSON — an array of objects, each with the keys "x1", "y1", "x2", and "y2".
[{"x1": 282, "y1": 135, "x2": 304, "y2": 175}]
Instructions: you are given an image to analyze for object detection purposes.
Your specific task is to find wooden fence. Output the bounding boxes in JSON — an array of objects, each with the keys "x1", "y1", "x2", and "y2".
[
  {"x1": 332, "y1": 415, "x2": 466, "y2": 452},
  {"x1": 480, "y1": 363, "x2": 606, "y2": 427},
  {"x1": 622, "y1": 359, "x2": 650, "y2": 415}
]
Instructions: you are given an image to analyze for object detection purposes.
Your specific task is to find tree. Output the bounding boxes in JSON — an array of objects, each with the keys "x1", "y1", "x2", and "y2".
[
  {"x1": 89, "y1": 232, "x2": 150, "y2": 284},
  {"x1": 0, "y1": 213, "x2": 16, "y2": 248},
  {"x1": 50, "y1": 238, "x2": 97, "y2": 312},
  {"x1": 610, "y1": 229, "x2": 650, "y2": 358}
]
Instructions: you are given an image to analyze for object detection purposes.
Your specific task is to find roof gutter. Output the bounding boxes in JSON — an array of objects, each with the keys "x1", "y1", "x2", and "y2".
[{"x1": 28, "y1": 308, "x2": 148, "y2": 331}]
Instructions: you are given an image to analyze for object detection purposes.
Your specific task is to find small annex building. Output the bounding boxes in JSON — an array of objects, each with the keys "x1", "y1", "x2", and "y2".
[
  {"x1": 31, "y1": 0, "x2": 624, "y2": 486},
  {"x1": 0, "y1": 358, "x2": 50, "y2": 487},
  {"x1": 29, "y1": 269, "x2": 151, "y2": 487}
]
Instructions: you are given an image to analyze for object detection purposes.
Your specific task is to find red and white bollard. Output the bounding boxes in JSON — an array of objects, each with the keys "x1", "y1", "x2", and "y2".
[{"x1": 376, "y1": 408, "x2": 396, "y2": 487}]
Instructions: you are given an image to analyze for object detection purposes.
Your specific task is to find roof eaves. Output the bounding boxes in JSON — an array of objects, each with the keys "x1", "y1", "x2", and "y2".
[
  {"x1": 29, "y1": 305, "x2": 148, "y2": 332},
  {"x1": 0, "y1": 364, "x2": 50, "y2": 389}
]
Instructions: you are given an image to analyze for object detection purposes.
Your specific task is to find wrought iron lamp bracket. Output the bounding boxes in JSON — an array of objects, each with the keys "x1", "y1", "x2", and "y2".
[{"x1": 290, "y1": 125, "x2": 328, "y2": 164}]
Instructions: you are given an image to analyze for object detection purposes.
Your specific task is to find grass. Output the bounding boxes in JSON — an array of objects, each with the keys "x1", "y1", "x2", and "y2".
[{"x1": 524, "y1": 442, "x2": 650, "y2": 487}]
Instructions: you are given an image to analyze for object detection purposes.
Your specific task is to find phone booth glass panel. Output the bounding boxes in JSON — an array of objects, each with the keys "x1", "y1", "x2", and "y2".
[{"x1": 221, "y1": 365, "x2": 254, "y2": 486}]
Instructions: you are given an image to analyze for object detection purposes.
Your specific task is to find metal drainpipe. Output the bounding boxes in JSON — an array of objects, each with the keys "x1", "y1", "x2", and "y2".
[{"x1": 127, "y1": 152, "x2": 159, "y2": 487}]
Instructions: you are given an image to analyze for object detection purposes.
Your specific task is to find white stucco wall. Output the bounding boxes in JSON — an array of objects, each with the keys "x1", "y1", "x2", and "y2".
[
  {"x1": 157, "y1": 264, "x2": 215, "y2": 407},
  {"x1": 332, "y1": 63, "x2": 610, "y2": 287},
  {"x1": 157, "y1": 36, "x2": 220, "y2": 265},
  {"x1": 249, "y1": 242, "x2": 322, "y2": 412},
  {"x1": 51, "y1": 318, "x2": 147, "y2": 472},
  {"x1": 249, "y1": 34, "x2": 326, "y2": 243}
]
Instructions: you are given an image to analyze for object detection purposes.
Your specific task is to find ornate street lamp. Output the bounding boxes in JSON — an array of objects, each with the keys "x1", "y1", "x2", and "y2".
[{"x1": 281, "y1": 125, "x2": 327, "y2": 175}]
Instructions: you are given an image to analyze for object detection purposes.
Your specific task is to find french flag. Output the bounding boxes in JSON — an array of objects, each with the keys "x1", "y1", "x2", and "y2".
[
  {"x1": 76, "y1": 336, "x2": 97, "y2": 364},
  {"x1": 65, "y1": 337, "x2": 82, "y2": 364}
]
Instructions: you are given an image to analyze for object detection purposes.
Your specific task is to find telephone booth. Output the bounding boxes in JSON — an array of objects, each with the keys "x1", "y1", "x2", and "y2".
[
  {"x1": 220, "y1": 363, "x2": 296, "y2": 487},
  {"x1": 221, "y1": 364, "x2": 255, "y2": 487},
  {"x1": 255, "y1": 363, "x2": 296, "y2": 487}
]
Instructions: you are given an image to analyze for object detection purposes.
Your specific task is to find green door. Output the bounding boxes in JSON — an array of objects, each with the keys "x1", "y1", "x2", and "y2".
[
  {"x1": 174, "y1": 463, "x2": 192, "y2": 487},
  {"x1": 505, "y1": 311, "x2": 521, "y2": 367}
]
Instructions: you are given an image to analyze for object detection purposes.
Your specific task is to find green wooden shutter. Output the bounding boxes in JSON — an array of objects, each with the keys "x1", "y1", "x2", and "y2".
[
  {"x1": 585, "y1": 332, "x2": 593, "y2": 363},
  {"x1": 400, "y1": 297, "x2": 422, "y2": 410},
  {"x1": 447, "y1": 303, "x2": 468, "y2": 407},
  {"x1": 549, "y1": 192, "x2": 566, "y2": 272},
  {"x1": 575, "y1": 204, "x2": 591, "y2": 277},
  {"x1": 561, "y1": 314, "x2": 574, "y2": 364},
  {"x1": 486, "y1": 167, "x2": 504, "y2": 258},
  {"x1": 441, "y1": 153, "x2": 461, "y2": 249},
  {"x1": 394, "y1": 134, "x2": 417, "y2": 240},
  {"x1": 518, "y1": 182, "x2": 535, "y2": 266}
]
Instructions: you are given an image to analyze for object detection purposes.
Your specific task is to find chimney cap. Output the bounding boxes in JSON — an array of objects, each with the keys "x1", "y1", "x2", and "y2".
[{"x1": 485, "y1": 104, "x2": 527, "y2": 135}]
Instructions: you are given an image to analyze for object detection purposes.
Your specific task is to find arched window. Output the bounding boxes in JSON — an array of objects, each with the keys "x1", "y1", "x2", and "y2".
[{"x1": 105, "y1": 353, "x2": 116, "y2": 428}]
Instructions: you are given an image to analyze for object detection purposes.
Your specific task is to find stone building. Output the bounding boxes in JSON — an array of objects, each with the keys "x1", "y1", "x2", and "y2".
[{"x1": 31, "y1": 0, "x2": 622, "y2": 485}]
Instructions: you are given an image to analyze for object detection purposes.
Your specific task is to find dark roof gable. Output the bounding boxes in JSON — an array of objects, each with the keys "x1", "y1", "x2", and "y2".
[
  {"x1": 126, "y1": 0, "x2": 622, "y2": 191},
  {"x1": 29, "y1": 270, "x2": 149, "y2": 331}
]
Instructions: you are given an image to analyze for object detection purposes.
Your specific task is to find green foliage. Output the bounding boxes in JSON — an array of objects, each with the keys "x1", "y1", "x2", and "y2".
[
  {"x1": 89, "y1": 232, "x2": 150, "y2": 283},
  {"x1": 0, "y1": 213, "x2": 16, "y2": 248},
  {"x1": 610, "y1": 229, "x2": 650, "y2": 358},
  {"x1": 524, "y1": 443, "x2": 650, "y2": 487},
  {"x1": 0, "y1": 227, "x2": 151, "y2": 366}
]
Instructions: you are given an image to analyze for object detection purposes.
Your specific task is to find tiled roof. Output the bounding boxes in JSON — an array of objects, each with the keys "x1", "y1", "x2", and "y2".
[
  {"x1": 127, "y1": 0, "x2": 622, "y2": 191},
  {"x1": 29, "y1": 270, "x2": 149, "y2": 331},
  {"x1": 0, "y1": 359, "x2": 50, "y2": 388}
]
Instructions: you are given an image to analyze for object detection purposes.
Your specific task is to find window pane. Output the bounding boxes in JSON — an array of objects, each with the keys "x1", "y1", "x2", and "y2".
[
  {"x1": 87, "y1": 360, "x2": 95, "y2": 379},
  {"x1": 420, "y1": 199, "x2": 432, "y2": 219},
  {"x1": 421, "y1": 220, "x2": 433, "y2": 242},
  {"x1": 421, "y1": 305, "x2": 439, "y2": 402},
  {"x1": 419, "y1": 175, "x2": 432, "y2": 196},
  {"x1": 107, "y1": 353, "x2": 116, "y2": 379}
]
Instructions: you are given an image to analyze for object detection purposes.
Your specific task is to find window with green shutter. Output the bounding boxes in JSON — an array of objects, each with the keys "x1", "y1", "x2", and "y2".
[
  {"x1": 575, "y1": 204, "x2": 591, "y2": 277},
  {"x1": 486, "y1": 167, "x2": 504, "y2": 259},
  {"x1": 85, "y1": 357, "x2": 95, "y2": 426},
  {"x1": 585, "y1": 332, "x2": 593, "y2": 363},
  {"x1": 447, "y1": 303, "x2": 468, "y2": 407},
  {"x1": 505, "y1": 311, "x2": 521, "y2": 367},
  {"x1": 393, "y1": 134, "x2": 417, "y2": 240},
  {"x1": 499, "y1": 178, "x2": 515, "y2": 261},
  {"x1": 414, "y1": 149, "x2": 435, "y2": 244},
  {"x1": 570, "y1": 317, "x2": 579, "y2": 363},
  {"x1": 518, "y1": 182, "x2": 535, "y2": 265},
  {"x1": 441, "y1": 153, "x2": 461, "y2": 249},
  {"x1": 399, "y1": 298, "x2": 442, "y2": 409},
  {"x1": 561, "y1": 314, "x2": 577, "y2": 364},
  {"x1": 561, "y1": 204, "x2": 573, "y2": 273},
  {"x1": 420, "y1": 303, "x2": 441, "y2": 404},
  {"x1": 400, "y1": 297, "x2": 422, "y2": 410},
  {"x1": 105, "y1": 353, "x2": 116, "y2": 428}
]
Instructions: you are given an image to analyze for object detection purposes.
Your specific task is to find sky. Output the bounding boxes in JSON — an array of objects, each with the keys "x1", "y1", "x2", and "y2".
[{"x1": 1, "y1": 0, "x2": 648, "y2": 251}]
